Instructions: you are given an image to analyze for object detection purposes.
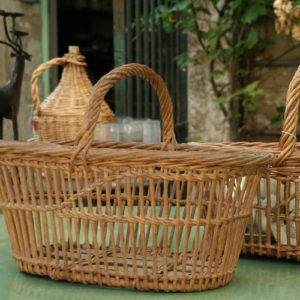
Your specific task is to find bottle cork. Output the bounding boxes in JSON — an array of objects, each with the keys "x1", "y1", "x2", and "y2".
[{"x1": 68, "y1": 45, "x2": 80, "y2": 55}]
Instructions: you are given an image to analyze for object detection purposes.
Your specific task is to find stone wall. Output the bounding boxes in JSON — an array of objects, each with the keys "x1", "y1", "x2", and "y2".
[
  {"x1": 187, "y1": 25, "x2": 300, "y2": 142},
  {"x1": 188, "y1": 33, "x2": 229, "y2": 142},
  {"x1": 255, "y1": 32, "x2": 300, "y2": 134},
  {"x1": 0, "y1": 0, "x2": 41, "y2": 141}
]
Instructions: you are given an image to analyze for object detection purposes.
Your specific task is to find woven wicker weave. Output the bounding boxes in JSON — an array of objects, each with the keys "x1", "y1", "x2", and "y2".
[
  {"x1": 31, "y1": 46, "x2": 115, "y2": 142},
  {"x1": 0, "y1": 64, "x2": 274, "y2": 292},
  {"x1": 190, "y1": 67, "x2": 300, "y2": 261}
]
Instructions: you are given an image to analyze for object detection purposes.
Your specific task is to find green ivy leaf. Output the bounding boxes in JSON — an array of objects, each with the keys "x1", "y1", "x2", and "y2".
[
  {"x1": 211, "y1": 69, "x2": 226, "y2": 78},
  {"x1": 175, "y1": 1, "x2": 190, "y2": 11},
  {"x1": 246, "y1": 28, "x2": 258, "y2": 48},
  {"x1": 231, "y1": 0, "x2": 245, "y2": 10},
  {"x1": 292, "y1": 0, "x2": 300, "y2": 7},
  {"x1": 243, "y1": 81, "x2": 260, "y2": 93},
  {"x1": 162, "y1": 20, "x2": 174, "y2": 32},
  {"x1": 178, "y1": 17, "x2": 195, "y2": 32},
  {"x1": 243, "y1": 97, "x2": 259, "y2": 111},
  {"x1": 208, "y1": 49, "x2": 221, "y2": 61},
  {"x1": 175, "y1": 52, "x2": 198, "y2": 69},
  {"x1": 156, "y1": 5, "x2": 173, "y2": 18},
  {"x1": 213, "y1": 96, "x2": 231, "y2": 104},
  {"x1": 241, "y1": 6, "x2": 268, "y2": 24}
]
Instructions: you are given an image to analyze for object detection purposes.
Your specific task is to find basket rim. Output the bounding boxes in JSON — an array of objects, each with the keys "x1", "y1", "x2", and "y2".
[
  {"x1": 193, "y1": 141, "x2": 300, "y2": 165},
  {"x1": 0, "y1": 140, "x2": 274, "y2": 168}
]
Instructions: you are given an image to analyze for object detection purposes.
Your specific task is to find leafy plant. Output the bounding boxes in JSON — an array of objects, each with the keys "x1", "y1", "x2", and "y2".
[{"x1": 156, "y1": 0, "x2": 299, "y2": 140}]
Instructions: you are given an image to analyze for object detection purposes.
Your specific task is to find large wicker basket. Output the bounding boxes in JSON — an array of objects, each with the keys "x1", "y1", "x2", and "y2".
[
  {"x1": 193, "y1": 67, "x2": 300, "y2": 261},
  {"x1": 0, "y1": 64, "x2": 274, "y2": 292},
  {"x1": 31, "y1": 46, "x2": 115, "y2": 142}
]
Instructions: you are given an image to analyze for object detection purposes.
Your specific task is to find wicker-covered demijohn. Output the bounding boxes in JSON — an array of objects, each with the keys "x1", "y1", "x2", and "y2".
[
  {"x1": 31, "y1": 46, "x2": 115, "y2": 142},
  {"x1": 0, "y1": 64, "x2": 274, "y2": 292}
]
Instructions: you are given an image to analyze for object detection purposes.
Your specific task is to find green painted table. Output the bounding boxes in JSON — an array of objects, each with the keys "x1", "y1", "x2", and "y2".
[{"x1": 1, "y1": 214, "x2": 299, "y2": 300}]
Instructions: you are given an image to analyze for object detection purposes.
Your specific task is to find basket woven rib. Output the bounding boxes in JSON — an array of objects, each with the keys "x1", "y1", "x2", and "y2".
[
  {"x1": 188, "y1": 67, "x2": 300, "y2": 261},
  {"x1": 31, "y1": 45, "x2": 115, "y2": 142},
  {"x1": 0, "y1": 64, "x2": 274, "y2": 292}
]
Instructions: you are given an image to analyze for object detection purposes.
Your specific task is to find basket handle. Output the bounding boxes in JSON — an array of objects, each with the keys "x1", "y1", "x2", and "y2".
[
  {"x1": 72, "y1": 63, "x2": 176, "y2": 160},
  {"x1": 277, "y1": 66, "x2": 300, "y2": 165},
  {"x1": 31, "y1": 55, "x2": 86, "y2": 116}
]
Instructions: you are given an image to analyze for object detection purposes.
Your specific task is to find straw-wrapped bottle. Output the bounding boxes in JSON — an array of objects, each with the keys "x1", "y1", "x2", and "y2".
[{"x1": 31, "y1": 46, "x2": 115, "y2": 142}]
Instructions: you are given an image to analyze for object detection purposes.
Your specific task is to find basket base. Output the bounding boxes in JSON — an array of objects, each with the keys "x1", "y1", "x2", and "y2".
[
  {"x1": 12, "y1": 244, "x2": 235, "y2": 292},
  {"x1": 242, "y1": 244, "x2": 300, "y2": 261}
]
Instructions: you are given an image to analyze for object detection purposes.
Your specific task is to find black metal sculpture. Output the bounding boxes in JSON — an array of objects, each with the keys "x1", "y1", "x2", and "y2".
[{"x1": 0, "y1": 10, "x2": 31, "y2": 140}]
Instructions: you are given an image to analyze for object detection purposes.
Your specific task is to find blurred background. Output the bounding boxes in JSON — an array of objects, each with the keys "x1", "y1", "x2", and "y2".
[{"x1": 1, "y1": 0, "x2": 300, "y2": 143}]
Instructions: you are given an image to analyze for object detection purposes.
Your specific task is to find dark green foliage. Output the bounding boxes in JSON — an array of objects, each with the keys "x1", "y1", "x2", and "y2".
[
  {"x1": 156, "y1": 0, "x2": 279, "y2": 139},
  {"x1": 292, "y1": 0, "x2": 300, "y2": 7}
]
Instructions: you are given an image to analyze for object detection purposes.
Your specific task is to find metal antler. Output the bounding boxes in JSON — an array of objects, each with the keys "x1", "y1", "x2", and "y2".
[{"x1": 0, "y1": 10, "x2": 31, "y2": 60}]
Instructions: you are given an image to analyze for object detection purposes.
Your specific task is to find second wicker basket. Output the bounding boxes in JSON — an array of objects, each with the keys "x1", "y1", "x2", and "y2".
[{"x1": 191, "y1": 67, "x2": 300, "y2": 261}]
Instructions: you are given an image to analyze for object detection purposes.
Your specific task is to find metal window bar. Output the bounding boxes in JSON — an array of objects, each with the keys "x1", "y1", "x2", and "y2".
[{"x1": 113, "y1": 0, "x2": 188, "y2": 142}]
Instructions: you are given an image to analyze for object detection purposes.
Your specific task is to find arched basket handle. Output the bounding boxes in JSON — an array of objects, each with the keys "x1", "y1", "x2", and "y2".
[
  {"x1": 277, "y1": 66, "x2": 300, "y2": 165},
  {"x1": 72, "y1": 63, "x2": 176, "y2": 161},
  {"x1": 31, "y1": 55, "x2": 86, "y2": 116}
]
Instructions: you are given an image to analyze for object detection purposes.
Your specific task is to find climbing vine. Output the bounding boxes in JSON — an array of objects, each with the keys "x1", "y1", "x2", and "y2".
[{"x1": 156, "y1": 0, "x2": 300, "y2": 140}]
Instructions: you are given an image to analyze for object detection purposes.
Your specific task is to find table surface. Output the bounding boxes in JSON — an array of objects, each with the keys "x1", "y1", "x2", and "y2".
[{"x1": 0, "y1": 214, "x2": 299, "y2": 300}]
